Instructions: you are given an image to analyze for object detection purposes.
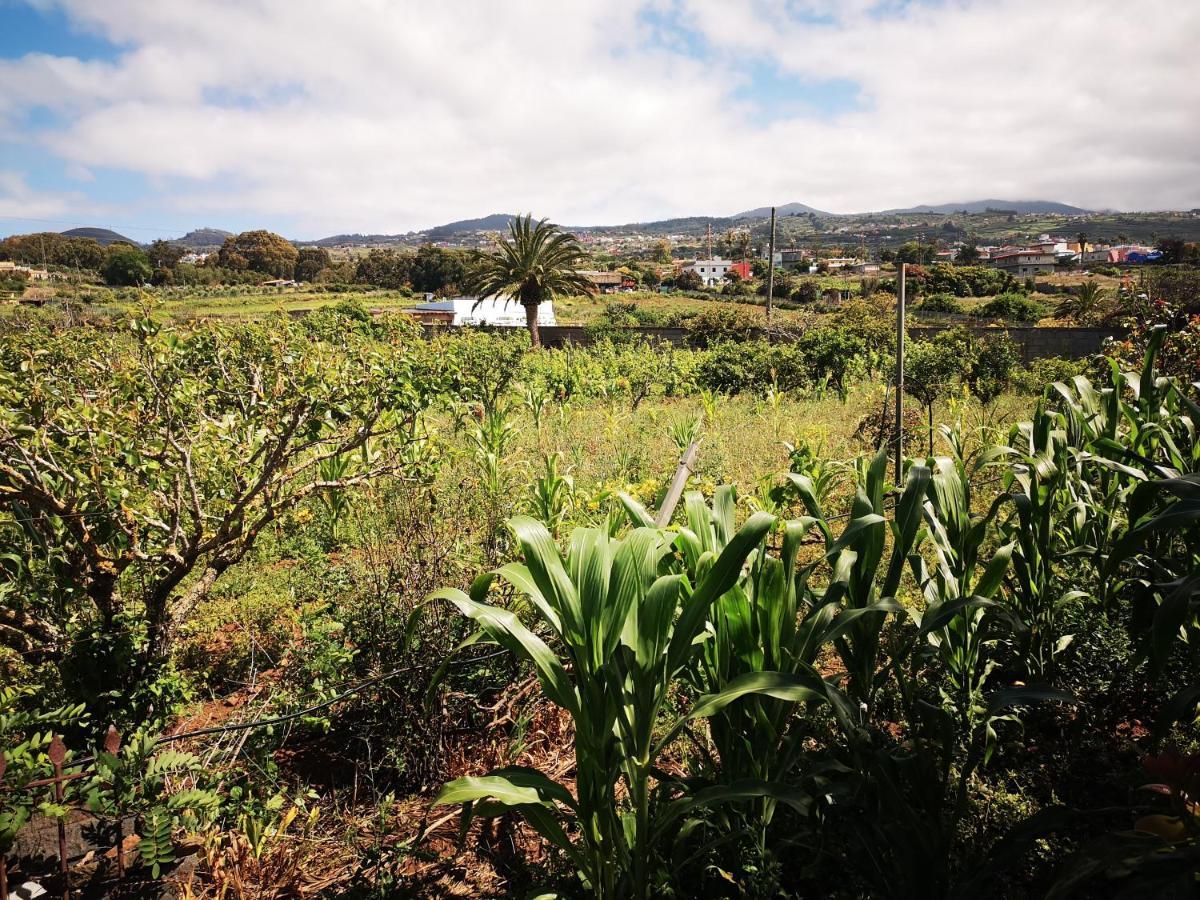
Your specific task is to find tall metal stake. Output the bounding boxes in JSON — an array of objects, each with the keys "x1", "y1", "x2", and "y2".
[
  {"x1": 765, "y1": 206, "x2": 777, "y2": 330},
  {"x1": 894, "y1": 262, "x2": 906, "y2": 483}
]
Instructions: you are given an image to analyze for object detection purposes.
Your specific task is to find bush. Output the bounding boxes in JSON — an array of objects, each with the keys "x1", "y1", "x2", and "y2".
[
  {"x1": 682, "y1": 305, "x2": 761, "y2": 348},
  {"x1": 974, "y1": 292, "x2": 1047, "y2": 323},
  {"x1": 968, "y1": 333, "x2": 1020, "y2": 403},
  {"x1": 918, "y1": 292, "x2": 964, "y2": 314},
  {"x1": 795, "y1": 326, "x2": 867, "y2": 395},
  {"x1": 1011, "y1": 355, "x2": 1086, "y2": 394}
]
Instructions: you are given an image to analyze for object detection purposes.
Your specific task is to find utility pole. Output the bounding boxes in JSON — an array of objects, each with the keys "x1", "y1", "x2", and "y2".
[
  {"x1": 706, "y1": 223, "x2": 713, "y2": 260},
  {"x1": 765, "y1": 206, "x2": 777, "y2": 330},
  {"x1": 894, "y1": 262, "x2": 906, "y2": 483}
]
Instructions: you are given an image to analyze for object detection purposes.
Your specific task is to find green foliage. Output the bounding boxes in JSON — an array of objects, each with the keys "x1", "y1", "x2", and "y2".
[
  {"x1": 102, "y1": 246, "x2": 152, "y2": 286},
  {"x1": 0, "y1": 314, "x2": 436, "y2": 718},
  {"x1": 968, "y1": 333, "x2": 1020, "y2": 404},
  {"x1": 86, "y1": 732, "x2": 219, "y2": 877},
  {"x1": 464, "y1": 215, "x2": 595, "y2": 346},
  {"x1": 919, "y1": 263, "x2": 1016, "y2": 298},
  {"x1": 918, "y1": 292, "x2": 964, "y2": 314},
  {"x1": 975, "y1": 292, "x2": 1046, "y2": 323},
  {"x1": 434, "y1": 514, "x2": 800, "y2": 898},
  {"x1": 217, "y1": 230, "x2": 299, "y2": 278},
  {"x1": 0, "y1": 686, "x2": 87, "y2": 854}
]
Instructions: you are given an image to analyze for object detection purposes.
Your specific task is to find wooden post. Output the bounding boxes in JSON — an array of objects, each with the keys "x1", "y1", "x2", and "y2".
[
  {"x1": 49, "y1": 735, "x2": 69, "y2": 900},
  {"x1": 103, "y1": 726, "x2": 123, "y2": 881},
  {"x1": 655, "y1": 440, "x2": 700, "y2": 527},
  {"x1": 0, "y1": 748, "x2": 7, "y2": 900},
  {"x1": 765, "y1": 207, "x2": 777, "y2": 330},
  {"x1": 894, "y1": 263, "x2": 906, "y2": 483}
]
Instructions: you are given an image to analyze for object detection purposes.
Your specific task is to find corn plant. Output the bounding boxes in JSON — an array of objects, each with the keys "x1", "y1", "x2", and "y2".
[
  {"x1": 620, "y1": 486, "x2": 859, "y2": 855},
  {"x1": 520, "y1": 380, "x2": 551, "y2": 435},
  {"x1": 994, "y1": 404, "x2": 1087, "y2": 678},
  {"x1": 433, "y1": 515, "x2": 831, "y2": 899},
  {"x1": 667, "y1": 411, "x2": 702, "y2": 455},
  {"x1": 782, "y1": 439, "x2": 842, "y2": 508},
  {"x1": 526, "y1": 452, "x2": 574, "y2": 537},
  {"x1": 464, "y1": 401, "x2": 518, "y2": 558},
  {"x1": 906, "y1": 431, "x2": 1014, "y2": 738},
  {"x1": 785, "y1": 448, "x2": 931, "y2": 709}
]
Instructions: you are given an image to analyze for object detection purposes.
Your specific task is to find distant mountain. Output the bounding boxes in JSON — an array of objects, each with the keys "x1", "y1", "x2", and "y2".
[
  {"x1": 880, "y1": 199, "x2": 1091, "y2": 215},
  {"x1": 302, "y1": 233, "x2": 406, "y2": 247},
  {"x1": 61, "y1": 227, "x2": 136, "y2": 245},
  {"x1": 732, "y1": 202, "x2": 829, "y2": 220},
  {"x1": 425, "y1": 213, "x2": 517, "y2": 237},
  {"x1": 173, "y1": 227, "x2": 232, "y2": 249}
]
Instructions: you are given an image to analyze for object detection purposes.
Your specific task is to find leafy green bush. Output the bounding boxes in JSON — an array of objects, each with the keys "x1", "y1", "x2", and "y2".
[
  {"x1": 974, "y1": 292, "x2": 1047, "y2": 323},
  {"x1": 918, "y1": 292, "x2": 964, "y2": 314}
]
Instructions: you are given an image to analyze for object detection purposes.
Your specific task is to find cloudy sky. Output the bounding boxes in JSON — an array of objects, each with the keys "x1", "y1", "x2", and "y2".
[{"x1": 1, "y1": 0, "x2": 1197, "y2": 240}]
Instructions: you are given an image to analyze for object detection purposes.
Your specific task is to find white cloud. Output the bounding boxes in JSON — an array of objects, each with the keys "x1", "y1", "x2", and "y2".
[
  {"x1": 1, "y1": 0, "x2": 1197, "y2": 237},
  {"x1": 0, "y1": 170, "x2": 96, "y2": 221}
]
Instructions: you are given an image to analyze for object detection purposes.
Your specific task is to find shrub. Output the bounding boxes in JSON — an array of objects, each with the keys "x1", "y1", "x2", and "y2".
[
  {"x1": 683, "y1": 305, "x2": 761, "y2": 348},
  {"x1": 1010, "y1": 355, "x2": 1085, "y2": 394},
  {"x1": 918, "y1": 292, "x2": 964, "y2": 314},
  {"x1": 695, "y1": 340, "x2": 769, "y2": 394},
  {"x1": 974, "y1": 292, "x2": 1047, "y2": 323},
  {"x1": 968, "y1": 333, "x2": 1020, "y2": 403},
  {"x1": 795, "y1": 326, "x2": 867, "y2": 395}
]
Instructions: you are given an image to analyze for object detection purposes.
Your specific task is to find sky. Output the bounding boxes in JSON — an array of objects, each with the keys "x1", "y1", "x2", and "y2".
[{"x1": 0, "y1": 0, "x2": 1197, "y2": 241}]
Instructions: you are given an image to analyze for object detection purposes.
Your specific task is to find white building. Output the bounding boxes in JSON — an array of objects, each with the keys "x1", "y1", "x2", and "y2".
[
  {"x1": 407, "y1": 295, "x2": 557, "y2": 327},
  {"x1": 989, "y1": 250, "x2": 1057, "y2": 277},
  {"x1": 683, "y1": 258, "x2": 733, "y2": 287}
]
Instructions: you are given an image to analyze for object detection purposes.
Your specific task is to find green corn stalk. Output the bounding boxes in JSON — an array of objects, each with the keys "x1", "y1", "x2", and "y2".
[
  {"x1": 906, "y1": 432, "x2": 1014, "y2": 738},
  {"x1": 994, "y1": 405, "x2": 1086, "y2": 678},
  {"x1": 786, "y1": 447, "x2": 931, "y2": 710},
  {"x1": 527, "y1": 452, "x2": 574, "y2": 537},
  {"x1": 433, "y1": 515, "x2": 831, "y2": 899},
  {"x1": 619, "y1": 485, "x2": 857, "y2": 856}
]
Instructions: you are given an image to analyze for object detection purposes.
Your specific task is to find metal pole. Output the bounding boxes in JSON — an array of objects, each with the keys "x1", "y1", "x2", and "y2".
[
  {"x1": 765, "y1": 207, "x2": 777, "y2": 330},
  {"x1": 894, "y1": 263, "x2": 906, "y2": 483}
]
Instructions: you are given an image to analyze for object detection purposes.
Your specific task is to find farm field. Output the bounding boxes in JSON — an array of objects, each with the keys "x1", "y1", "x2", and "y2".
[{"x1": 1, "y1": 300, "x2": 1196, "y2": 898}]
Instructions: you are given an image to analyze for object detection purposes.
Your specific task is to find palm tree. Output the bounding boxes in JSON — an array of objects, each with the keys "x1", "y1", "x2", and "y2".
[
  {"x1": 1056, "y1": 279, "x2": 1109, "y2": 324},
  {"x1": 465, "y1": 215, "x2": 595, "y2": 348}
]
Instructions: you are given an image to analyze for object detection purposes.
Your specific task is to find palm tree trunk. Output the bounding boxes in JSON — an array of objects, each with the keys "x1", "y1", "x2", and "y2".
[{"x1": 524, "y1": 301, "x2": 541, "y2": 349}]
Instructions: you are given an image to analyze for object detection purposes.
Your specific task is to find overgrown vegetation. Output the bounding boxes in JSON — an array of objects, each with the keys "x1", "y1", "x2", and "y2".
[{"x1": 0, "y1": 302, "x2": 1196, "y2": 898}]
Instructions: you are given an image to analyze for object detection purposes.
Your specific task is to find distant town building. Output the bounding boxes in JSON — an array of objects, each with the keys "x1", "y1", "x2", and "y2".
[
  {"x1": 772, "y1": 248, "x2": 812, "y2": 267},
  {"x1": 581, "y1": 270, "x2": 635, "y2": 294},
  {"x1": 683, "y1": 258, "x2": 733, "y2": 287},
  {"x1": 989, "y1": 250, "x2": 1057, "y2": 277},
  {"x1": 406, "y1": 296, "x2": 557, "y2": 328},
  {"x1": 0, "y1": 261, "x2": 51, "y2": 280}
]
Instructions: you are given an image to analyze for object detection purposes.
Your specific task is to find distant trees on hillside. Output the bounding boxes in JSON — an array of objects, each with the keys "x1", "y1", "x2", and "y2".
[
  {"x1": 0, "y1": 232, "x2": 107, "y2": 269},
  {"x1": 217, "y1": 230, "x2": 299, "y2": 278},
  {"x1": 295, "y1": 246, "x2": 332, "y2": 282},
  {"x1": 101, "y1": 245, "x2": 152, "y2": 286}
]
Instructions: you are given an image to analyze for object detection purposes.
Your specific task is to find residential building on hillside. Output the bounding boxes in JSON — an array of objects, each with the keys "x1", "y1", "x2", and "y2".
[
  {"x1": 0, "y1": 261, "x2": 51, "y2": 280},
  {"x1": 989, "y1": 250, "x2": 1057, "y2": 277},
  {"x1": 581, "y1": 270, "x2": 635, "y2": 293},
  {"x1": 683, "y1": 258, "x2": 732, "y2": 286},
  {"x1": 406, "y1": 296, "x2": 557, "y2": 327}
]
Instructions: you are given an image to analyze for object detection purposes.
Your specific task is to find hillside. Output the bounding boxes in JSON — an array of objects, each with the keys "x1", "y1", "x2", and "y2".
[
  {"x1": 173, "y1": 227, "x2": 233, "y2": 249},
  {"x1": 425, "y1": 213, "x2": 517, "y2": 237},
  {"x1": 732, "y1": 202, "x2": 829, "y2": 219},
  {"x1": 882, "y1": 199, "x2": 1092, "y2": 215},
  {"x1": 61, "y1": 226, "x2": 136, "y2": 245}
]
